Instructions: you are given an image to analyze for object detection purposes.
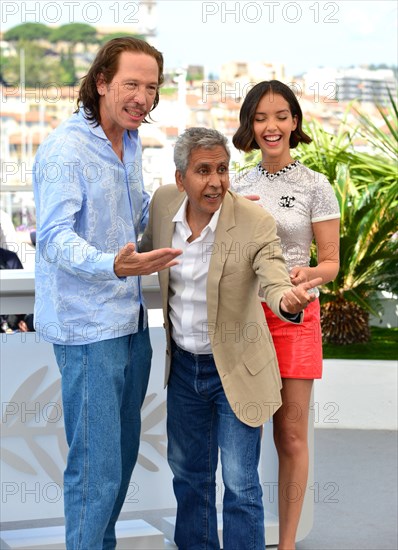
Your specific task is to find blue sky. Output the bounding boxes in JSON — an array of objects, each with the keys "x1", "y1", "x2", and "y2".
[
  {"x1": 1, "y1": 0, "x2": 397, "y2": 76},
  {"x1": 156, "y1": 0, "x2": 398, "y2": 76}
]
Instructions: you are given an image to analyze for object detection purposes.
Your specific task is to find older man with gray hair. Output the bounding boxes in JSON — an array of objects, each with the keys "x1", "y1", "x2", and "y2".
[{"x1": 141, "y1": 127, "x2": 321, "y2": 550}]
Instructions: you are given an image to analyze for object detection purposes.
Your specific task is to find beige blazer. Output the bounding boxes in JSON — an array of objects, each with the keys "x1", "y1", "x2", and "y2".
[{"x1": 141, "y1": 186, "x2": 301, "y2": 427}]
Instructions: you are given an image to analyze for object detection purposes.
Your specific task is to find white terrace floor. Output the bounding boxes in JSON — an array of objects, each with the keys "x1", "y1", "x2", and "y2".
[{"x1": 1, "y1": 360, "x2": 397, "y2": 549}]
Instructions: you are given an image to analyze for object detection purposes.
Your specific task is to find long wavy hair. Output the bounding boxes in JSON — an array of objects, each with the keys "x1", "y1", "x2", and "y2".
[{"x1": 75, "y1": 37, "x2": 164, "y2": 126}]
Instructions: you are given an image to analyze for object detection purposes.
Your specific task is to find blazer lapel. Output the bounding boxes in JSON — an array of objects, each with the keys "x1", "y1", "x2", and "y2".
[
  {"x1": 158, "y1": 191, "x2": 186, "y2": 309},
  {"x1": 207, "y1": 191, "x2": 236, "y2": 323},
  {"x1": 159, "y1": 192, "x2": 184, "y2": 247}
]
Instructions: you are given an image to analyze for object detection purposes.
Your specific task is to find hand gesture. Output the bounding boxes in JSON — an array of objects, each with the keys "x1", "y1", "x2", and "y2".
[
  {"x1": 289, "y1": 266, "x2": 310, "y2": 286},
  {"x1": 114, "y1": 242, "x2": 182, "y2": 277},
  {"x1": 280, "y1": 277, "x2": 323, "y2": 314},
  {"x1": 244, "y1": 194, "x2": 261, "y2": 202}
]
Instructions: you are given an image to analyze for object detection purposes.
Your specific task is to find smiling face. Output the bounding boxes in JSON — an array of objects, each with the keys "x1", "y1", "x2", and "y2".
[
  {"x1": 176, "y1": 146, "x2": 230, "y2": 231},
  {"x1": 97, "y1": 51, "x2": 159, "y2": 143},
  {"x1": 253, "y1": 92, "x2": 298, "y2": 172}
]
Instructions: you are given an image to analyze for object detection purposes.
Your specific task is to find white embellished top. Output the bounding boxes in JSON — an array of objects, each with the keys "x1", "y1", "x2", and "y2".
[{"x1": 231, "y1": 161, "x2": 340, "y2": 273}]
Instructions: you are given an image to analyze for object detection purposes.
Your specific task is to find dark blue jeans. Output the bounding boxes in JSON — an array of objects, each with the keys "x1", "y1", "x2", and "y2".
[
  {"x1": 167, "y1": 343, "x2": 265, "y2": 550},
  {"x1": 53, "y1": 319, "x2": 152, "y2": 550}
]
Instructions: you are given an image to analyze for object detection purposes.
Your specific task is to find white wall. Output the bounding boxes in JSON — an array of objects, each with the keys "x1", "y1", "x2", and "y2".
[{"x1": 315, "y1": 360, "x2": 397, "y2": 430}]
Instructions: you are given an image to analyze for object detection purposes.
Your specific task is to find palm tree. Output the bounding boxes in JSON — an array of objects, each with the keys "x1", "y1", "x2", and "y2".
[
  {"x1": 319, "y1": 164, "x2": 397, "y2": 344},
  {"x1": 296, "y1": 96, "x2": 397, "y2": 344}
]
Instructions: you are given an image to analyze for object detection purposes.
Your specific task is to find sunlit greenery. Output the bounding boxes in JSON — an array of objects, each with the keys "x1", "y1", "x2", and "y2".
[
  {"x1": 323, "y1": 327, "x2": 398, "y2": 359},
  {"x1": 2, "y1": 41, "x2": 68, "y2": 87},
  {"x1": 1, "y1": 23, "x2": 143, "y2": 86},
  {"x1": 4, "y1": 22, "x2": 52, "y2": 41},
  {"x1": 299, "y1": 97, "x2": 397, "y2": 344},
  {"x1": 49, "y1": 23, "x2": 98, "y2": 44}
]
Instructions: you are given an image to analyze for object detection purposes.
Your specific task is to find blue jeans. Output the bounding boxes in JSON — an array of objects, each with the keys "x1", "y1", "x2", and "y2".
[
  {"x1": 167, "y1": 343, "x2": 265, "y2": 550},
  {"x1": 53, "y1": 314, "x2": 152, "y2": 550}
]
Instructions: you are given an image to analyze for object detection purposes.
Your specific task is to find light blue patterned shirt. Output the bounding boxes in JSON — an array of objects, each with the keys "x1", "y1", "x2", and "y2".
[{"x1": 33, "y1": 108, "x2": 150, "y2": 344}]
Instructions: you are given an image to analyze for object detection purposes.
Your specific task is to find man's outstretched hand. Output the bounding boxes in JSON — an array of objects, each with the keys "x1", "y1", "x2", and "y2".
[
  {"x1": 114, "y1": 243, "x2": 182, "y2": 277},
  {"x1": 280, "y1": 277, "x2": 323, "y2": 314}
]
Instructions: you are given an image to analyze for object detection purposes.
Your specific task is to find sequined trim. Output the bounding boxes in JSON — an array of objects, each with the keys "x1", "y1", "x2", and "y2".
[{"x1": 257, "y1": 160, "x2": 300, "y2": 179}]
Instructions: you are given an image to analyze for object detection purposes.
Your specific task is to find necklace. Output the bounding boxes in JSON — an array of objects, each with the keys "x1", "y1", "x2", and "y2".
[{"x1": 257, "y1": 160, "x2": 300, "y2": 180}]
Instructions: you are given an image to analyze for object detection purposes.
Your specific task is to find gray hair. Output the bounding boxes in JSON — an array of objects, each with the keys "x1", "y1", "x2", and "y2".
[{"x1": 174, "y1": 127, "x2": 230, "y2": 176}]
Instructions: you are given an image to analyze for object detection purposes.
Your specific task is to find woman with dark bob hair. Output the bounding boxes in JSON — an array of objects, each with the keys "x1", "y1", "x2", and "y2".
[
  {"x1": 232, "y1": 80, "x2": 340, "y2": 549},
  {"x1": 233, "y1": 80, "x2": 312, "y2": 151}
]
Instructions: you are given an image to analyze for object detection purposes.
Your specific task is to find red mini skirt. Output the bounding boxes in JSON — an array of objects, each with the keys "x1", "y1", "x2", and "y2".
[{"x1": 262, "y1": 299, "x2": 323, "y2": 379}]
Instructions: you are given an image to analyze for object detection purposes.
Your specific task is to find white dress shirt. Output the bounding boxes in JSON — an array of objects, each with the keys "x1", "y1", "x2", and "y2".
[{"x1": 169, "y1": 197, "x2": 221, "y2": 354}]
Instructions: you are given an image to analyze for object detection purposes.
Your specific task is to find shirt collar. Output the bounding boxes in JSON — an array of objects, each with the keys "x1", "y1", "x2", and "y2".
[{"x1": 78, "y1": 107, "x2": 138, "y2": 142}]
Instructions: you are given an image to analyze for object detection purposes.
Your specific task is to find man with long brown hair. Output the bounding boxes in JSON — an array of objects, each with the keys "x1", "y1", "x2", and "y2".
[{"x1": 33, "y1": 37, "x2": 181, "y2": 549}]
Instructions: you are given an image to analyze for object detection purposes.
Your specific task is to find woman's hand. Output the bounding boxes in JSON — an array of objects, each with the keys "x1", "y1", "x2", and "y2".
[
  {"x1": 289, "y1": 266, "x2": 311, "y2": 286},
  {"x1": 243, "y1": 194, "x2": 261, "y2": 202}
]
